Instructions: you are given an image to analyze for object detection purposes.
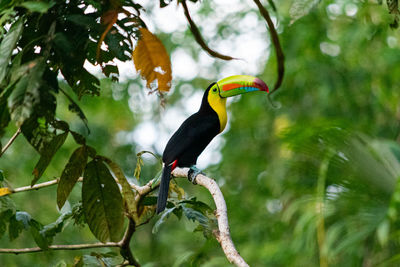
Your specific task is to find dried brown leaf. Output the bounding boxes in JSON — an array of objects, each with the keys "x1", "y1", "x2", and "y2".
[{"x1": 132, "y1": 28, "x2": 172, "y2": 92}]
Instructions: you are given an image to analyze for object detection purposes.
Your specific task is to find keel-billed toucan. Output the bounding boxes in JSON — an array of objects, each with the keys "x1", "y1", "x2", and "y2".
[{"x1": 156, "y1": 75, "x2": 269, "y2": 213}]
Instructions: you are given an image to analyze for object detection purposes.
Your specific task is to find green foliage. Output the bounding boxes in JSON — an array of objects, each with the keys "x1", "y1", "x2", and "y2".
[
  {"x1": 82, "y1": 159, "x2": 124, "y2": 243},
  {"x1": 0, "y1": 17, "x2": 23, "y2": 85},
  {"x1": 153, "y1": 197, "x2": 216, "y2": 239},
  {"x1": 57, "y1": 146, "x2": 88, "y2": 209}
]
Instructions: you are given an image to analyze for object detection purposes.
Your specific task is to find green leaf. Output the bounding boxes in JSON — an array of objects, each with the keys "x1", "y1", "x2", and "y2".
[
  {"x1": 31, "y1": 131, "x2": 68, "y2": 186},
  {"x1": 70, "y1": 131, "x2": 86, "y2": 145},
  {"x1": 57, "y1": 146, "x2": 88, "y2": 209},
  {"x1": 82, "y1": 159, "x2": 124, "y2": 242},
  {"x1": 181, "y1": 204, "x2": 215, "y2": 238},
  {"x1": 104, "y1": 158, "x2": 137, "y2": 218},
  {"x1": 134, "y1": 151, "x2": 161, "y2": 180},
  {"x1": 152, "y1": 207, "x2": 176, "y2": 234},
  {"x1": 181, "y1": 205, "x2": 209, "y2": 226},
  {"x1": 289, "y1": 0, "x2": 320, "y2": 25},
  {"x1": 159, "y1": 0, "x2": 171, "y2": 8},
  {"x1": 0, "y1": 18, "x2": 23, "y2": 85},
  {"x1": 103, "y1": 64, "x2": 119, "y2": 82},
  {"x1": 65, "y1": 96, "x2": 89, "y2": 132},
  {"x1": 0, "y1": 196, "x2": 15, "y2": 219},
  {"x1": 8, "y1": 76, "x2": 32, "y2": 126},
  {"x1": 83, "y1": 252, "x2": 124, "y2": 267},
  {"x1": 9, "y1": 211, "x2": 31, "y2": 241},
  {"x1": 0, "y1": 218, "x2": 6, "y2": 240},
  {"x1": 73, "y1": 256, "x2": 84, "y2": 267},
  {"x1": 0, "y1": 183, "x2": 14, "y2": 240},
  {"x1": 8, "y1": 59, "x2": 47, "y2": 127},
  {"x1": 0, "y1": 84, "x2": 14, "y2": 136},
  {"x1": 141, "y1": 196, "x2": 158, "y2": 206},
  {"x1": 29, "y1": 219, "x2": 50, "y2": 249},
  {"x1": 71, "y1": 202, "x2": 85, "y2": 227},
  {"x1": 179, "y1": 197, "x2": 214, "y2": 214},
  {"x1": 19, "y1": 1, "x2": 55, "y2": 13},
  {"x1": 39, "y1": 208, "x2": 75, "y2": 245}
]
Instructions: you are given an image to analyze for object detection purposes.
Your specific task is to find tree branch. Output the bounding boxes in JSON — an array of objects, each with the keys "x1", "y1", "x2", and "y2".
[
  {"x1": 180, "y1": 0, "x2": 235, "y2": 61},
  {"x1": 172, "y1": 167, "x2": 249, "y2": 267},
  {"x1": 0, "y1": 127, "x2": 21, "y2": 158},
  {"x1": 253, "y1": 0, "x2": 285, "y2": 94},
  {"x1": 0, "y1": 242, "x2": 120, "y2": 255},
  {"x1": 119, "y1": 218, "x2": 140, "y2": 267}
]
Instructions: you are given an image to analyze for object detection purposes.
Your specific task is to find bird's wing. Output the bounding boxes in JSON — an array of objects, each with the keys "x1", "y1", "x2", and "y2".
[{"x1": 162, "y1": 113, "x2": 219, "y2": 164}]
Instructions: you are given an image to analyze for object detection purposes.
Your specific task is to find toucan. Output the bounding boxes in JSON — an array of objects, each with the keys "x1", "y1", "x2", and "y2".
[{"x1": 156, "y1": 75, "x2": 269, "y2": 213}]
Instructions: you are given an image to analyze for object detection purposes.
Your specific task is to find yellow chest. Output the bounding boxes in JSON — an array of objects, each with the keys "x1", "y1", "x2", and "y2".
[{"x1": 208, "y1": 93, "x2": 227, "y2": 133}]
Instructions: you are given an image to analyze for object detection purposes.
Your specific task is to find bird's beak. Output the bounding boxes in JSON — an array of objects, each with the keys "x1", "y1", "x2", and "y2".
[{"x1": 217, "y1": 75, "x2": 269, "y2": 98}]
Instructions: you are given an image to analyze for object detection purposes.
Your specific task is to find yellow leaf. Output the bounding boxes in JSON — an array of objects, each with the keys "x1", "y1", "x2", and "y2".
[
  {"x1": 0, "y1": 187, "x2": 12, "y2": 196},
  {"x1": 132, "y1": 28, "x2": 172, "y2": 92},
  {"x1": 170, "y1": 182, "x2": 185, "y2": 200}
]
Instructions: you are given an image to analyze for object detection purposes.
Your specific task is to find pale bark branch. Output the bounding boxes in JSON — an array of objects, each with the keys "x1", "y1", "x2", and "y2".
[
  {"x1": 172, "y1": 167, "x2": 249, "y2": 267},
  {"x1": 0, "y1": 242, "x2": 120, "y2": 254},
  {"x1": 0, "y1": 127, "x2": 21, "y2": 157}
]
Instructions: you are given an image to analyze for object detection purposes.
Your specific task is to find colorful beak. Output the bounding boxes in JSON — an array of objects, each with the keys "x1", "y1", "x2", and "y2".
[{"x1": 217, "y1": 75, "x2": 269, "y2": 98}]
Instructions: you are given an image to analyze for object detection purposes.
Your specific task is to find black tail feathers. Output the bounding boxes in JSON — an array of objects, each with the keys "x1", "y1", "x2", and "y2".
[{"x1": 156, "y1": 164, "x2": 172, "y2": 214}]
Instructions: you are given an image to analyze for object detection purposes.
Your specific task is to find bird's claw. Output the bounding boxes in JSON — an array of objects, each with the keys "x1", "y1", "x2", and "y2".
[{"x1": 188, "y1": 166, "x2": 203, "y2": 185}]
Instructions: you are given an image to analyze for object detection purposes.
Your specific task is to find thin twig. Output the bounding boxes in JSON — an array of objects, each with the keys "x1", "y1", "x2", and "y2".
[
  {"x1": 13, "y1": 179, "x2": 60, "y2": 194},
  {"x1": 181, "y1": 0, "x2": 235, "y2": 61},
  {"x1": 253, "y1": 0, "x2": 285, "y2": 94},
  {"x1": 0, "y1": 128, "x2": 21, "y2": 157},
  {"x1": 172, "y1": 167, "x2": 249, "y2": 267},
  {"x1": 0, "y1": 242, "x2": 120, "y2": 255}
]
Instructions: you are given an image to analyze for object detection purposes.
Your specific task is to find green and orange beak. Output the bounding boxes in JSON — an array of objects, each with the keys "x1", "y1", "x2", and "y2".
[{"x1": 216, "y1": 75, "x2": 269, "y2": 98}]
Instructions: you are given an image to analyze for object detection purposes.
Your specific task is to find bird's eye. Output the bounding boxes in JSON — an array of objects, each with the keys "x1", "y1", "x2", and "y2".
[{"x1": 212, "y1": 88, "x2": 217, "y2": 92}]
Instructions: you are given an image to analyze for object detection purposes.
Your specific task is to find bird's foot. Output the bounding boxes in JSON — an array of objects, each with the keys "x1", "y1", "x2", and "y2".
[{"x1": 188, "y1": 166, "x2": 203, "y2": 185}]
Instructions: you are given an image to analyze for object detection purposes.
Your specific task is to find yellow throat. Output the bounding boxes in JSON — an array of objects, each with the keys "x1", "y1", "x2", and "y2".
[{"x1": 207, "y1": 89, "x2": 227, "y2": 133}]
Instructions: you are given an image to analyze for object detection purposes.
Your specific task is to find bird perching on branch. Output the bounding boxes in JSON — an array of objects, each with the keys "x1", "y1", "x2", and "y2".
[{"x1": 157, "y1": 75, "x2": 269, "y2": 213}]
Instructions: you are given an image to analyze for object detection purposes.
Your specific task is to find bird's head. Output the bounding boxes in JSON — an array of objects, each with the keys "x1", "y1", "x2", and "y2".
[
  {"x1": 208, "y1": 75, "x2": 269, "y2": 100},
  {"x1": 202, "y1": 75, "x2": 268, "y2": 132}
]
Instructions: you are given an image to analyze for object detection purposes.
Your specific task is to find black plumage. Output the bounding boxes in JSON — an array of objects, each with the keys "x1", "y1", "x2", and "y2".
[{"x1": 156, "y1": 84, "x2": 221, "y2": 213}]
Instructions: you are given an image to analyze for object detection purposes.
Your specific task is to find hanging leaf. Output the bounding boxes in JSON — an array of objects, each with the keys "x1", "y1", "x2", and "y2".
[
  {"x1": 31, "y1": 131, "x2": 69, "y2": 186},
  {"x1": 0, "y1": 183, "x2": 15, "y2": 239},
  {"x1": 57, "y1": 146, "x2": 88, "y2": 209},
  {"x1": 0, "y1": 18, "x2": 23, "y2": 85},
  {"x1": 82, "y1": 159, "x2": 124, "y2": 243},
  {"x1": 387, "y1": 0, "x2": 400, "y2": 28},
  {"x1": 103, "y1": 158, "x2": 137, "y2": 219},
  {"x1": 289, "y1": 0, "x2": 320, "y2": 25},
  {"x1": 29, "y1": 219, "x2": 50, "y2": 250},
  {"x1": 152, "y1": 207, "x2": 176, "y2": 233},
  {"x1": 9, "y1": 211, "x2": 31, "y2": 241},
  {"x1": 7, "y1": 59, "x2": 47, "y2": 127},
  {"x1": 132, "y1": 27, "x2": 172, "y2": 92},
  {"x1": 59, "y1": 88, "x2": 89, "y2": 132},
  {"x1": 134, "y1": 150, "x2": 162, "y2": 180},
  {"x1": 96, "y1": 9, "x2": 119, "y2": 65},
  {"x1": 0, "y1": 187, "x2": 11, "y2": 197}
]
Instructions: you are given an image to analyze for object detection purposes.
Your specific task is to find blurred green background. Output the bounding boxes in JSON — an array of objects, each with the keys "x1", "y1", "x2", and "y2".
[{"x1": 1, "y1": 0, "x2": 400, "y2": 266}]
